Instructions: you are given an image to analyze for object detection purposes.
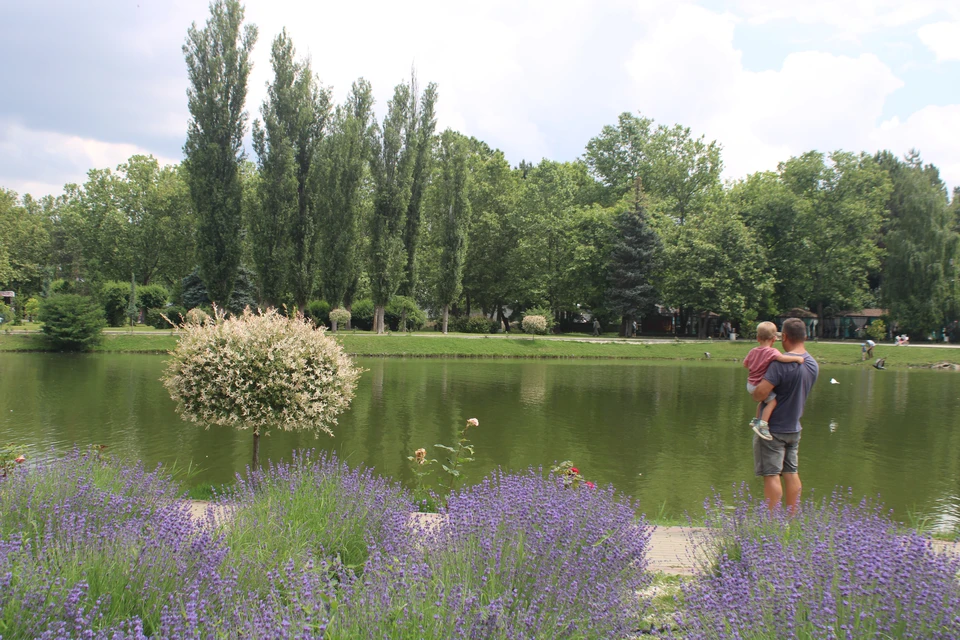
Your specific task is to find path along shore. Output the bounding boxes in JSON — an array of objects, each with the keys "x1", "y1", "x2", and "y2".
[{"x1": 188, "y1": 501, "x2": 958, "y2": 576}]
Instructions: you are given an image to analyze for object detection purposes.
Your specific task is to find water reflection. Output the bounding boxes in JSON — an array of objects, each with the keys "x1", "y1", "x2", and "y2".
[{"x1": 1, "y1": 353, "x2": 959, "y2": 522}]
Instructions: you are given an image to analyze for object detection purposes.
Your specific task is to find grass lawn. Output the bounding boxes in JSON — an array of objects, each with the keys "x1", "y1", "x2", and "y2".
[{"x1": 1, "y1": 329, "x2": 958, "y2": 368}]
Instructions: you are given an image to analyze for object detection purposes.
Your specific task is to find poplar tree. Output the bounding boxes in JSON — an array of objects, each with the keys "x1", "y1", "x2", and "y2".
[
  {"x1": 369, "y1": 81, "x2": 413, "y2": 334},
  {"x1": 251, "y1": 29, "x2": 330, "y2": 307},
  {"x1": 317, "y1": 80, "x2": 374, "y2": 308},
  {"x1": 182, "y1": 0, "x2": 257, "y2": 307},
  {"x1": 433, "y1": 130, "x2": 471, "y2": 333},
  {"x1": 401, "y1": 77, "x2": 438, "y2": 297},
  {"x1": 606, "y1": 180, "x2": 661, "y2": 336}
]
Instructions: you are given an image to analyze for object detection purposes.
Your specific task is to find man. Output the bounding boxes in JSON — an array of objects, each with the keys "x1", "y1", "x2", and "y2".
[
  {"x1": 592, "y1": 318, "x2": 601, "y2": 337},
  {"x1": 750, "y1": 317, "x2": 819, "y2": 514},
  {"x1": 861, "y1": 339, "x2": 875, "y2": 360}
]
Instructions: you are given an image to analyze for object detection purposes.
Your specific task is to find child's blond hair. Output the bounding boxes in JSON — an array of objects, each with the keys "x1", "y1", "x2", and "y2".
[{"x1": 756, "y1": 321, "x2": 778, "y2": 341}]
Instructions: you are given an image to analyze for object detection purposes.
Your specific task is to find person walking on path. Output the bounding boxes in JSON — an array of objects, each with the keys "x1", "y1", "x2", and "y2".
[
  {"x1": 592, "y1": 318, "x2": 601, "y2": 337},
  {"x1": 749, "y1": 318, "x2": 819, "y2": 514}
]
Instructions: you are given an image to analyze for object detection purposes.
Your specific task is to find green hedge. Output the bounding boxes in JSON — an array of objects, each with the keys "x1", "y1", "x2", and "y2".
[{"x1": 39, "y1": 295, "x2": 106, "y2": 351}]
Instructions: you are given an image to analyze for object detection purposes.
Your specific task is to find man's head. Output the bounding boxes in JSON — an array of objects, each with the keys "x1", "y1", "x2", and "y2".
[
  {"x1": 781, "y1": 318, "x2": 806, "y2": 350},
  {"x1": 756, "y1": 321, "x2": 778, "y2": 344}
]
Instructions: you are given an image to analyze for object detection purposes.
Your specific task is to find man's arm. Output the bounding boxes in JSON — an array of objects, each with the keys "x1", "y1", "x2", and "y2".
[
  {"x1": 752, "y1": 379, "x2": 774, "y2": 402},
  {"x1": 775, "y1": 353, "x2": 805, "y2": 364}
]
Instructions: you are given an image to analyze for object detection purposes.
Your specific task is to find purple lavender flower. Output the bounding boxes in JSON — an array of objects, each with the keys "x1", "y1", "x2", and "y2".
[{"x1": 680, "y1": 486, "x2": 960, "y2": 639}]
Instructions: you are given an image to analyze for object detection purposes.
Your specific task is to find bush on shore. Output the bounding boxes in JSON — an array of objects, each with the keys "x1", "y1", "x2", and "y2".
[{"x1": 38, "y1": 294, "x2": 106, "y2": 351}]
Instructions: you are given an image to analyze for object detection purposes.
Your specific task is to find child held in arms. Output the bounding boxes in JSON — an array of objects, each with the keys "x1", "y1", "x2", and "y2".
[{"x1": 743, "y1": 321, "x2": 805, "y2": 441}]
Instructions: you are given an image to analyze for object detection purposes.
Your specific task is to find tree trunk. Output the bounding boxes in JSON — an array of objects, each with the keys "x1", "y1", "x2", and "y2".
[
  {"x1": 374, "y1": 305, "x2": 384, "y2": 334},
  {"x1": 465, "y1": 293, "x2": 471, "y2": 318},
  {"x1": 345, "y1": 303, "x2": 352, "y2": 330},
  {"x1": 498, "y1": 305, "x2": 508, "y2": 333},
  {"x1": 816, "y1": 302, "x2": 823, "y2": 338},
  {"x1": 331, "y1": 319, "x2": 338, "y2": 333},
  {"x1": 442, "y1": 304, "x2": 449, "y2": 334},
  {"x1": 400, "y1": 308, "x2": 407, "y2": 332},
  {"x1": 252, "y1": 431, "x2": 260, "y2": 470}
]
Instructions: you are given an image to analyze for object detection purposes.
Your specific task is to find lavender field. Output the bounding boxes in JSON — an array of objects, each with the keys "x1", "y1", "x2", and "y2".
[{"x1": 1, "y1": 450, "x2": 957, "y2": 638}]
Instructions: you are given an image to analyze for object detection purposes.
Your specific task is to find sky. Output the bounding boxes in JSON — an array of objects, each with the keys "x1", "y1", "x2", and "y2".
[{"x1": 3, "y1": 0, "x2": 960, "y2": 198}]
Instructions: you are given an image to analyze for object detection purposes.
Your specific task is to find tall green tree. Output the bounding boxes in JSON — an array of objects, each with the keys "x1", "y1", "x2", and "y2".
[
  {"x1": 0, "y1": 189, "x2": 50, "y2": 295},
  {"x1": 659, "y1": 206, "x2": 773, "y2": 337},
  {"x1": 182, "y1": 0, "x2": 257, "y2": 307},
  {"x1": 461, "y1": 141, "x2": 522, "y2": 325},
  {"x1": 400, "y1": 77, "x2": 438, "y2": 297},
  {"x1": 317, "y1": 80, "x2": 375, "y2": 308},
  {"x1": 606, "y1": 181, "x2": 662, "y2": 336},
  {"x1": 432, "y1": 130, "x2": 471, "y2": 333},
  {"x1": 584, "y1": 112, "x2": 654, "y2": 205},
  {"x1": 876, "y1": 151, "x2": 959, "y2": 335},
  {"x1": 646, "y1": 124, "x2": 723, "y2": 225},
  {"x1": 369, "y1": 80, "x2": 417, "y2": 333},
  {"x1": 251, "y1": 30, "x2": 330, "y2": 307}
]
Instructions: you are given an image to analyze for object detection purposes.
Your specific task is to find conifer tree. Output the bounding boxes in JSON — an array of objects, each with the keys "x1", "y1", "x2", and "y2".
[
  {"x1": 182, "y1": 0, "x2": 257, "y2": 307},
  {"x1": 606, "y1": 180, "x2": 662, "y2": 336}
]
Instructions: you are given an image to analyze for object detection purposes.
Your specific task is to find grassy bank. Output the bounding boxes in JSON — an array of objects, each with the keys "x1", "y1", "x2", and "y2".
[{"x1": 1, "y1": 330, "x2": 958, "y2": 367}]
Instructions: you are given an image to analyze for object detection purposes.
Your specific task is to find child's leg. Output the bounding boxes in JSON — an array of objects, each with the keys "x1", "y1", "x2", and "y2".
[{"x1": 760, "y1": 397, "x2": 777, "y2": 424}]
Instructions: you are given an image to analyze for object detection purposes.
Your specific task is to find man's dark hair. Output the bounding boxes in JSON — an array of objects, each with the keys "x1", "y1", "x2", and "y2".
[{"x1": 782, "y1": 317, "x2": 806, "y2": 343}]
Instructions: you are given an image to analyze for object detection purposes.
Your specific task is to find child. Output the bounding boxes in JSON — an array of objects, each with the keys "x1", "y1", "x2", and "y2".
[{"x1": 743, "y1": 321, "x2": 805, "y2": 440}]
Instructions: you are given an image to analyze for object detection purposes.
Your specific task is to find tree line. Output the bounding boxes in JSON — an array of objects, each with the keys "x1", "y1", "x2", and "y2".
[{"x1": 2, "y1": 0, "x2": 959, "y2": 340}]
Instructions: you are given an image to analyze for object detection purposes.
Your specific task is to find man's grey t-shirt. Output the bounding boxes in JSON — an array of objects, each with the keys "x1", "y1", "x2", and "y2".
[{"x1": 764, "y1": 353, "x2": 819, "y2": 433}]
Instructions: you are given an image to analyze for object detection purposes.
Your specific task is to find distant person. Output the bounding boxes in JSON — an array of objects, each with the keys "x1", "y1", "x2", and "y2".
[
  {"x1": 742, "y1": 322, "x2": 805, "y2": 441},
  {"x1": 631, "y1": 319, "x2": 638, "y2": 336},
  {"x1": 720, "y1": 321, "x2": 728, "y2": 339},
  {"x1": 750, "y1": 318, "x2": 819, "y2": 514},
  {"x1": 861, "y1": 339, "x2": 875, "y2": 360},
  {"x1": 592, "y1": 318, "x2": 600, "y2": 337}
]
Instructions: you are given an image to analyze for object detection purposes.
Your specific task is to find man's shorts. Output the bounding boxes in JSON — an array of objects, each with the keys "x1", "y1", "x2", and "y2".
[{"x1": 754, "y1": 431, "x2": 801, "y2": 476}]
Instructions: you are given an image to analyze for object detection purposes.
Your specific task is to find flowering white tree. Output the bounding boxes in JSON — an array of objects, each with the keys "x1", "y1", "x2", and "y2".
[
  {"x1": 522, "y1": 315, "x2": 547, "y2": 338},
  {"x1": 162, "y1": 307, "x2": 361, "y2": 468}
]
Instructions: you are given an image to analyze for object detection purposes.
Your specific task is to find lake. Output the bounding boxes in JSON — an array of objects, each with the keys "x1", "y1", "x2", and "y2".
[{"x1": 1, "y1": 353, "x2": 958, "y2": 527}]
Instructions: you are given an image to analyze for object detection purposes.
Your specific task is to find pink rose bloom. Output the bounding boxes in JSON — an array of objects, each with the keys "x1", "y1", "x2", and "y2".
[
  {"x1": 466, "y1": 418, "x2": 479, "y2": 427},
  {"x1": 14, "y1": 455, "x2": 25, "y2": 464},
  {"x1": 585, "y1": 481, "x2": 595, "y2": 489}
]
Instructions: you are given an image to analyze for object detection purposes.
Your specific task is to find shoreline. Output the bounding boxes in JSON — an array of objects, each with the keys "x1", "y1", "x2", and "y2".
[{"x1": 2, "y1": 332, "x2": 959, "y2": 369}]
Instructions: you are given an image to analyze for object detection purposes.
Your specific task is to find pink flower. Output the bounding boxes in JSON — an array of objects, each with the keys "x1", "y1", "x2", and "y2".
[
  {"x1": 585, "y1": 481, "x2": 595, "y2": 489},
  {"x1": 14, "y1": 455, "x2": 25, "y2": 464},
  {"x1": 466, "y1": 418, "x2": 479, "y2": 427},
  {"x1": 570, "y1": 467, "x2": 579, "y2": 475}
]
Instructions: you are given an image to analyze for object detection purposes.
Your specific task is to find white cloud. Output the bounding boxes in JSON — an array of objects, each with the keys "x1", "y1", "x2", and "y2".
[
  {"x1": 0, "y1": 119, "x2": 180, "y2": 197},
  {"x1": 917, "y1": 21, "x2": 960, "y2": 61},
  {"x1": 870, "y1": 105, "x2": 960, "y2": 185},
  {"x1": 735, "y1": 0, "x2": 956, "y2": 35},
  {"x1": 623, "y1": 3, "x2": 907, "y2": 182}
]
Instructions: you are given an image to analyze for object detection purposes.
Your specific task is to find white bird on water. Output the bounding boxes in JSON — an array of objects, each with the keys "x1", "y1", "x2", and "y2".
[{"x1": 830, "y1": 378, "x2": 839, "y2": 384}]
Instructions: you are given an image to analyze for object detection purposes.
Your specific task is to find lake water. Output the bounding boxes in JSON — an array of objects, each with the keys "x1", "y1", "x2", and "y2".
[{"x1": 1, "y1": 353, "x2": 958, "y2": 527}]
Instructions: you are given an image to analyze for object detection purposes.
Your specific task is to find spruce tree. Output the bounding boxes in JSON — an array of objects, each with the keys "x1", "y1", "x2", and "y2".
[
  {"x1": 182, "y1": 0, "x2": 257, "y2": 307},
  {"x1": 606, "y1": 180, "x2": 662, "y2": 336}
]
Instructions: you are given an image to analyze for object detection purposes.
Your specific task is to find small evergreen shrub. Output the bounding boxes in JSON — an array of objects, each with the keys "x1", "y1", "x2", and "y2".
[
  {"x1": 100, "y1": 281, "x2": 130, "y2": 327},
  {"x1": 136, "y1": 284, "x2": 168, "y2": 311},
  {"x1": 24, "y1": 297, "x2": 41, "y2": 321},
  {"x1": 38, "y1": 294, "x2": 106, "y2": 351},
  {"x1": 865, "y1": 319, "x2": 887, "y2": 342},
  {"x1": 351, "y1": 299, "x2": 375, "y2": 330},
  {"x1": 305, "y1": 300, "x2": 331, "y2": 327},
  {"x1": 452, "y1": 315, "x2": 497, "y2": 334},
  {"x1": 146, "y1": 306, "x2": 186, "y2": 329}
]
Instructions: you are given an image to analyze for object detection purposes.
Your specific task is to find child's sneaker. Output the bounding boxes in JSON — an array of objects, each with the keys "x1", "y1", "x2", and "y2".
[{"x1": 752, "y1": 419, "x2": 773, "y2": 441}]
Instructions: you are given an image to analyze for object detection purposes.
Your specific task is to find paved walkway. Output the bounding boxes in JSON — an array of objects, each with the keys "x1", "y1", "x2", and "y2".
[{"x1": 194, "y1": 504, "x2": 956, "y2": 576}]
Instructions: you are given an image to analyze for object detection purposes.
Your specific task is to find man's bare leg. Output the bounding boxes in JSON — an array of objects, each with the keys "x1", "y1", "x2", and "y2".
[
  {"x1": 763, "y1": 475, "x2": 782, "y2": 512},
  {"x1": 782, "y1": 473, "x2": 802, "y2": 515}
]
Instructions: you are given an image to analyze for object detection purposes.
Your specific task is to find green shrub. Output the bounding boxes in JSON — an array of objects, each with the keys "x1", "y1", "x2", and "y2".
[
  {"x1": 866, "y1": 319, "x2": 887, "y2": 342},
  {"x1": 386, "y1": 296, "x2": 426, "y2": 331},
  {"x1": 305, "y1": 300, "x2": 331, "y2": 327},
  {"x1": 181, "y1": 266, "x2": 258, "y2": 314},
  {"x1": 351, "y1": 299, "x2": 375, "y2": 330},
  {"x1": 137, "y1": 284, "x2": 168, "y2": 311},
  {"x1": 24, "y1": 297, "x2": 41, "y2": 321},
  {"x1": 0, "y1": 303, "x2": 11, "y2": 328},
  {"x1": 38, "y1": 294, "x2": 106, "y2": 351},
  {"x1": 453, "y1": 315, "x2": 498, "y2": 334},
  {"x1": 49, "y1": 279, "x2": 76, "y2": 295},
  {"x1": 146, "y1": 307, "x2": 185, "y2": 329},
  {"x1": 100, "y1": 281, "x2": 130, "y2": 327}
]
